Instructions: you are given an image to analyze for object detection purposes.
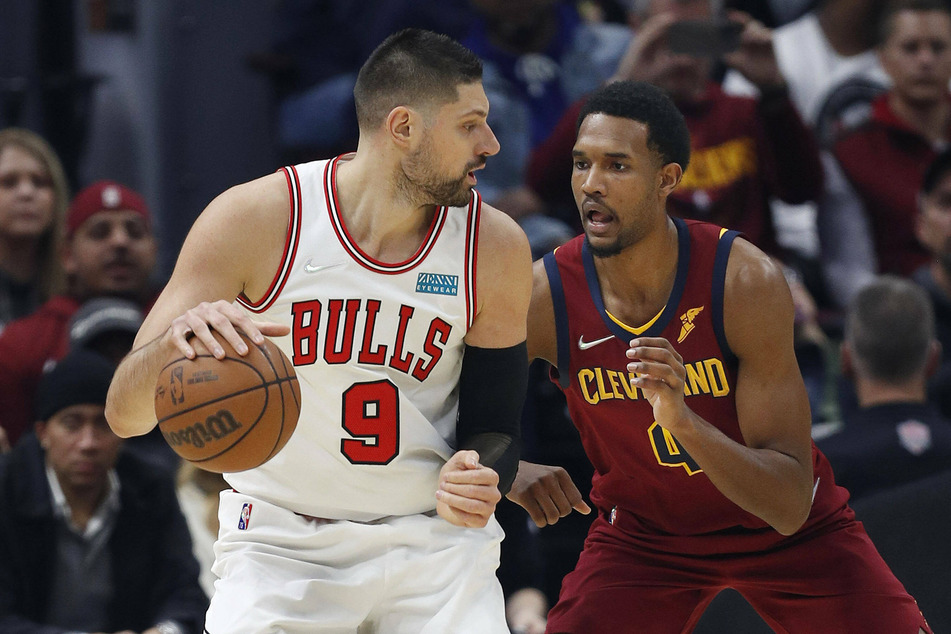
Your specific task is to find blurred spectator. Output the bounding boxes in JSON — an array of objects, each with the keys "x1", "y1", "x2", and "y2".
[
  {"x1": 0, "y1": 349, "x2": 207, "y2": 632},
  {"x1": 818, "y1": 276, "x2": 951, "y2": 501},
  {"x1": 0, "y1": 128, "x2": 70, "y2": 334},
  {"x1": 68, "y1": 296, "x2": 143, "y2": 365},
  {"x1": 0, "y1": 179, "x2": 157, "y2": 447},
  {"x1": 255, "y1": 0, "x2": 476, "y2": 160},
  {"x1": 68, "y1": 296, "x2": 180, "y2": 473},
  {"x1": 505, "y1": 586, "x2": 549, "y2": 634},
  {"x1": 722, "y1": 0, "x2": 887, "y2": 130},
  {"x1": 175, "y1": 462, "x2": 228, "y2": 599},
  {"x1": 722, "y1": 0, "x2": 889, "y2": 319},
  {"x1": 725, "y1": 0, "x2": 817, "y2": 28},
  {"x1": 914, "y1": 147, "x2": 951, "y2": 419},
  {"x1": 464, "y1": 0, "x2": 631, "y2": 207},
  {"x1": 821, "y1": 0, "x2": 951, "y2": 306}
]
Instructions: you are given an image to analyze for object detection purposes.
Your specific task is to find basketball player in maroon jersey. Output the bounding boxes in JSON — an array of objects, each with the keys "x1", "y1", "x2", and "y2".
[{"x1": 509, "y1": 80, "x2": 931, "y2": 633}]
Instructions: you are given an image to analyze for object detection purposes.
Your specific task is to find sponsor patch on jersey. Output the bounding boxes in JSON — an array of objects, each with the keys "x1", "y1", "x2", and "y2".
[
  {"x1": 238, "y1": 502, "x2": 253, "y2": 530},
  {"x1": 416, "y1": 272, "x2": 458, "y2": 296}
]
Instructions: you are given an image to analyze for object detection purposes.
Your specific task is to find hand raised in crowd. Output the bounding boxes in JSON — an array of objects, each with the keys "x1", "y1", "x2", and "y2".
[
  {"x1": 436, "y1": 450, "x2": 502, "y2": 528},
  {"x1": 506, "y1": 460, "x2": 591, "y2": 528},
  {"x1": 609, "y1": 12, "x2": 680, "y2": 85},
  {"x1": 721, "y1": 10, "x2": 786, "y2": 91}
]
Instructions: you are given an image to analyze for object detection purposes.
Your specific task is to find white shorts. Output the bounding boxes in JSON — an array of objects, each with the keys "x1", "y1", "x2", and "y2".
[{"x1": 204, "y1": 490, "x2": 508, "y2": 633}]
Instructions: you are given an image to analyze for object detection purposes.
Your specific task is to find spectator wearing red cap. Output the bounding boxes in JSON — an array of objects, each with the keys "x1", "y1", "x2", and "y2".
[{"x1": 0, "y1": 180, "x2": 157, "y2": 450}]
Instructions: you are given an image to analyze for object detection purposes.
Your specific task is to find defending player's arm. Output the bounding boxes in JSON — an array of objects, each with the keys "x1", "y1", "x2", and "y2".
[
  {"x1": 506, "y1": 258, "x2": 591, "y2": 527},
  {"x1": 435, "y1": 203, "x2": 532, "y2": 528},
  {"x1": 105, "y1": 174, "x2": 291, "y2": 438},
  {"x1": 627, "y1": 238, "x2": 814, "y2": 535}
]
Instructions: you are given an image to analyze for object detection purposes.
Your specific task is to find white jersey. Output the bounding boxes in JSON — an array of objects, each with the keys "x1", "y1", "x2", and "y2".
[{"x1": 227, "y1": 156, "x2": 480, "y2": 521}]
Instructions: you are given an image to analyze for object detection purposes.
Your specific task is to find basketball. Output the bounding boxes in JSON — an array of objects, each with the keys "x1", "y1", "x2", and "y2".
[{"x1": 154, "y1": 329, "x2": 301, "y2": 473}]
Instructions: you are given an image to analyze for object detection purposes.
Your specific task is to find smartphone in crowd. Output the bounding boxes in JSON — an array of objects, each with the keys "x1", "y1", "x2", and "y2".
[{"x1": 666, "y1": 19, "x2": 743, "y2": 58}]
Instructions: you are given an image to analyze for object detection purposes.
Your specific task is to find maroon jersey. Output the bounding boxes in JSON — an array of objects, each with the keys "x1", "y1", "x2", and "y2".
[{"x1": 544, "y1": 218, "x2": 851, "y2": 555}]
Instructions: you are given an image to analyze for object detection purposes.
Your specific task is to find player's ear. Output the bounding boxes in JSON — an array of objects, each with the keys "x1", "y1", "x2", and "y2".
[
  {"x1": 386, "y1": 106, "x2": 416, "y2": 149},
  {"x1": 658, "y1": 162, "x2": 683, "y2": 195}
]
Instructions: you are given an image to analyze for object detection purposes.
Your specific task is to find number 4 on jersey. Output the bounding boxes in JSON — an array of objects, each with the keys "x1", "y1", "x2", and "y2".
[{"x1": 648, "y1": 421, "x2": 702, "y2": 475}]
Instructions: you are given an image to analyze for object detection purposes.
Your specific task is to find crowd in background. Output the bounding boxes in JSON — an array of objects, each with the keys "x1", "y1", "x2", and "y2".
[{"x1": 2, "y1": 0, "x2": 951, "y2": 632}]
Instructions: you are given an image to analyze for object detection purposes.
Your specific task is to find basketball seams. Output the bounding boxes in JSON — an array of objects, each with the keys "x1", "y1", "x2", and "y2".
[
  {"x1": 252, "y1": 338, "x2": 289, "y2": 461},
  {"x1": 155, "y1": 332, "x2": 301, "y2": 472}
]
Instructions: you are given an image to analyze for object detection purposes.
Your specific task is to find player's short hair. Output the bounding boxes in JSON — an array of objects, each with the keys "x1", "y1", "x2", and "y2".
[
  {"x1": 577, "y1": 80, "x2": 692, "y2": 171},
  {"x1": 877, "y1": 0, "x2": 951, "y2": 47},
  {"x1": 845, "y1": 275, "x2": 935, "y2": 382},
  {"x1": 922, "y1": 147, "x2": 951, "y2": 196},
  {"x1": 353, "y1": 28, "x2": 484, "y2": 131}
]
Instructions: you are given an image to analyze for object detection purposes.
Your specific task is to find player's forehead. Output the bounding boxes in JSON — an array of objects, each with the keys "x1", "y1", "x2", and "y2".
[
  {"x1": 434, "y1": 81, "x2": 489, "y2": 121},
  {"x1": 573, "y1": 113, "x2": 652, "y2": 159}
]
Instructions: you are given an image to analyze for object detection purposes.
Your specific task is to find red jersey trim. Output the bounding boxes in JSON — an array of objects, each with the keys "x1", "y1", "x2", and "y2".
[
  {"x1": 324, "y1": 155, "x2": 448, "y2": 275},
  {"x1": 236, "y1": 165, "x2": 302, "y2": 313},
  {"x1": 464, "y1": 190, "x2": 481, "y2": 329}
]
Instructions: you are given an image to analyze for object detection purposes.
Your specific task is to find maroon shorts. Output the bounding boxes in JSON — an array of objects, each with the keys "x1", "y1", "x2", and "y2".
[{"x1": 546, "y1": 514, "x2": 931, "y2": 634}]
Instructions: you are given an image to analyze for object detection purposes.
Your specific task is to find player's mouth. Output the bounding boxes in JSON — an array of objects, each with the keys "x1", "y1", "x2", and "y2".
[
  {"x1": 582, "y1": 198, "x2": 616, "y2": 233},
  {"x1": 466, "y1": 159, "x2": 486, "y2": 185}
]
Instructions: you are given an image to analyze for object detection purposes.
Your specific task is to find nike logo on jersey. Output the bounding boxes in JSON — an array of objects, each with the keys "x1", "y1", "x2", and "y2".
[
  {"x1": 303, "y1": 260, "x2": 345, "y2": 274},
  {"x1": 578, "y1": 334, "x2": 614, "y2": 350}
]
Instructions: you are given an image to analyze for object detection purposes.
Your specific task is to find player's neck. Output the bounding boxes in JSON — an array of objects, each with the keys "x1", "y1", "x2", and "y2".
[
  {"x1": 594, "y1": 217, "x2": 679, "y2": 327},
  {"x1": 333, "y1": 154, "x2": 437, "y2": 263}
]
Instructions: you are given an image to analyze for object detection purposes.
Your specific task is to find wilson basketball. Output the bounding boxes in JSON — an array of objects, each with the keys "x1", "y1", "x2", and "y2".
[{"x1": 154, "y1": 330, "x2": 301, "y2": 473}]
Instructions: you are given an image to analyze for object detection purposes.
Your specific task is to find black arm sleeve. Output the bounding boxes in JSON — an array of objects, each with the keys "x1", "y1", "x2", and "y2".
[{"x1": 457, "y1": 342, "x2": 528, "y2": 495}]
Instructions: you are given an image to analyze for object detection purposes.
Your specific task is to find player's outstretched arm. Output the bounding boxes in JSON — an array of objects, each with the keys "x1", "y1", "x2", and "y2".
[
  {"x1": 105, "y1": 173, "x2": 290, "y2": 438},
  {"x1": 626, "y1": 238, "x2": 814, "y2": 535}
]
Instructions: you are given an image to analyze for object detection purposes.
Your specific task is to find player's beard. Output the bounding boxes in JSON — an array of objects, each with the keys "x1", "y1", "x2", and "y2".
[
  {"x1": 581, "y1": 197, "x2": 653, "y2": 259},
  {"x1": 400, "y1": 133, "x2": 479, "y2": 208},
  {"x1": 585, "y1": 225, "x2": 642, "y2": 258}
]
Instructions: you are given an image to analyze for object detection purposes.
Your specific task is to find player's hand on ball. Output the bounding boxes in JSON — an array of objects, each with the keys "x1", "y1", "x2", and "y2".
[
  {"x1": 436, "y1": 450, "x2": 501, "y2": 528},
  {"x1": 507, "y1": 461, "x2": 590, "y2": 528},
  {"x1": 167, "y1": 299, "x2": 290, "y2": 360}
]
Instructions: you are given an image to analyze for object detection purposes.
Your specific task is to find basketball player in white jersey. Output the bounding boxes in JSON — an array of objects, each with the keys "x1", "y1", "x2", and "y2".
[{"x1": 104, "y1": 29, "x2": 532, "y2": 633}]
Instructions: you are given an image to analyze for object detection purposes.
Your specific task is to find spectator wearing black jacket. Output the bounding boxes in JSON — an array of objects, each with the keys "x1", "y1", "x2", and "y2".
[{"x1": 0, "y1": 349, "x2": 207, "y2": 633}]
